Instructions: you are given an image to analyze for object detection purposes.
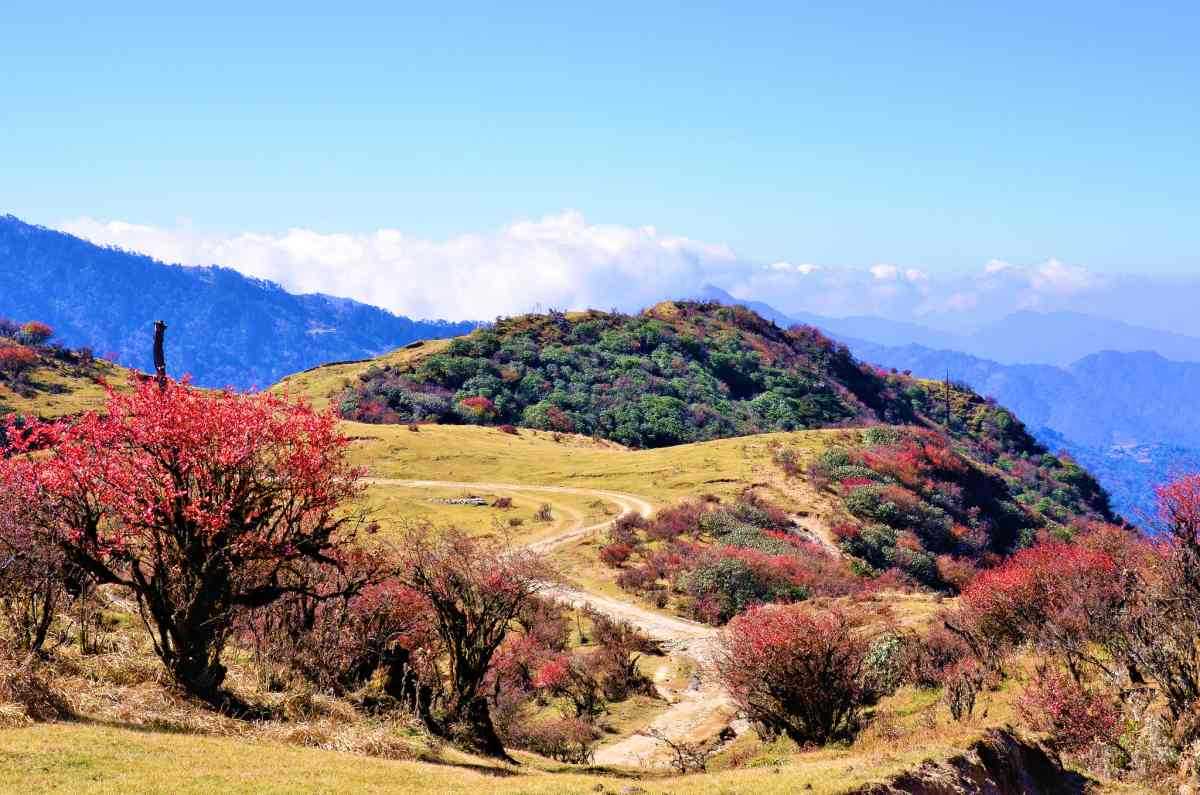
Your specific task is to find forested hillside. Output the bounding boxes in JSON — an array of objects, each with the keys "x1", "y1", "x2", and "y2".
[
  {"x1": 0, "y1": 215, "x2": 477, "y2": 388},
  {"x1": 332, "y1": 302, "x2": 1113, "y2": 539}
]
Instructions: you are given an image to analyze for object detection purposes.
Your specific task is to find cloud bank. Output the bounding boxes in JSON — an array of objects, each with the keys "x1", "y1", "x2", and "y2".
[{"x1": 59, "y1": 211, "x2": 1132, "y2": 329}]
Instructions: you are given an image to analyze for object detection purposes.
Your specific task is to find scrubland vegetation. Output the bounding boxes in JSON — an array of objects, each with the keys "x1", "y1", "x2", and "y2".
[
  {"x1": 0, "y1": 318, "x2": 123, "y2": 420},
  {"x1": 1, "y1": 306, "x2": 1197, "y2": 792}
]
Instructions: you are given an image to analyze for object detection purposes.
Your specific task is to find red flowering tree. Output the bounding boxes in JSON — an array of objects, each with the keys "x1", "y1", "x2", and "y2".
[
  {"x1": 0, "y1": 379, "x2": 367, "y2": 706},
  {"x1": 0, "y1": 344, "x2": 38, "y2": 377},
  {"x1": 17, "y1": 321, "x2": 54, "y2": 346},
  {"x1": 1117, "y1": 475, "x2": 1200, "y2": 721},
  {"x1": 397, "y1": 527, "x2": 553, "y2": 758},
  {"x1": 956, "y1": 538, "x2": 1128, "y2": 676},
  {"x1": 720, "y1": 603, "x2": 874, "y2": 745},
  {"x1": 1159, "y1": 474, "x2": 1200, "y2": 551},
  {"x1": 234, "y1": 553, "x2": 432, "y2": 696}
]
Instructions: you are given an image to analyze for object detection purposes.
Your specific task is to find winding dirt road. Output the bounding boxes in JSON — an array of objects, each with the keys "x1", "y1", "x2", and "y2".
[{"x1": 365, "y1": 478, "x2": 735, "y2": 768}]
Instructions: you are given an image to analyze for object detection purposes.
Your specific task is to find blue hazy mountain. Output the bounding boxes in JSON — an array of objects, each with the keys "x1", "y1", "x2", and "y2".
[
  {"x1": 696, "y1": 285, "x2": 1200, "y2": 367},
  {"x1": 697, "y1": 285, "x2": 1200, "y2": 521},
  {"x1": 0, "y1": 215, "x2": 478, "y2": 389}
]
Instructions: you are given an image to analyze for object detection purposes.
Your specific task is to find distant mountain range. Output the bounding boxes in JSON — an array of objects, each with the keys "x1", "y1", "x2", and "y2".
[
  {"x1": 696, "y1": 285, "x2": 1200, "y2": 366},
  {"x1": 854, "y1": 344, "x2": 1200, "y2": 522},
  {"x1": 697, "y1": 285, "x2": 1200, "y2": 521},
  {"x1": 0, "y1": 215, "x2": 478, "y2": 388}
]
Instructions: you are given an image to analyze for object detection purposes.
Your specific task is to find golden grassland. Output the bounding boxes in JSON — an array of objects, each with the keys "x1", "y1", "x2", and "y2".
[
  {"x1": 344, "y1": 421, "x2": 855, "y2": 608},
  {"x1": 345, "y1": 421, "x2": 840, "y2": 506},
  {"x1": 0, "y1": 359, "x2": 130, "y2": 419},
  {"x1": 271, "y1": 338, "x2": 453, "y2": 412},
  {"x1": 0, "y1": 714, "x2": 1016, "y2": 795},
  {"x1": 356, "y1": 481, "x2": 616, "y2": 546}
]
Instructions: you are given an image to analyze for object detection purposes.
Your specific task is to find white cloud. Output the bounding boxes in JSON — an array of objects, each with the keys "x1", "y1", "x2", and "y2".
[
  {"x1": 57, "y1": 212, "x2": 1114, "y2": 329},
  {"x1": 870, "y1": 263, "x2": 899, "y2": 280},
  {"x1": 942, "y1": 292, "x2": 979, "y2": 312},
  {"x1": 864, "y1": 265, "x2": 927, "y2": 284},
  {"x1": 1030, "y1": 258, "x2": 1099, "y2": 294},
  {"x1": 766, "y1": 261, "x2": 819, "y2": 274},
  {"x1": 60, "y1": 211, "x2": 750, "y2": 320}
]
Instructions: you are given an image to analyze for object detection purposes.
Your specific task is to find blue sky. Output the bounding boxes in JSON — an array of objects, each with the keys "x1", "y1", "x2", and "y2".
[{"x1": 3, "y1": 2, "x2": 1198, "y2": 286}]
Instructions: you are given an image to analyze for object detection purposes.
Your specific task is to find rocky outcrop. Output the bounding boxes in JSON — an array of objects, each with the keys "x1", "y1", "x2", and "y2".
[{"x1": 852, "y1": 729, "x2": 1089, "y2": 794}]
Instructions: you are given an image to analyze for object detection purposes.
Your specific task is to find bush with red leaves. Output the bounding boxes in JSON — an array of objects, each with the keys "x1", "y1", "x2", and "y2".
[
  {"x1": 457, "y1": 395, "x2": 497, "y2": 422},
  {"x1": 0, "y1": 477, "x2": 75, "y2": 655},
  {"x1": 396, "y1": 527, "x2": 553, "y2": 758},
  {"x1": 17, "y1": 321, "x2": 53, "y2": 346},
  {"x1": 956, "y1": 537, "x2": 1127, "y2": 672},
  {"x1": 1017, "y1": 668, "x2": 1120, "y2": 754},
  {"x1": 504, "y1": 715, "x2": 600, "y2": 764},
  {"x1": 934, "y1": 554, "x2": 979, "y2": 591},
  {"x1": 608, "y1": 512, "x2": 646, "y2": 547},
  {"x1": 516, "y1": 596, "x2": 569, "y2": 652},
  {"x1": 720, "y1": 603, "x2": 874, "y2": 744},
  {"x1": 905, "y1": 625, "x2": 971, "y2": 689},
  {"x1": 646, "y1": 500, "x2": 706, "y2": 541},
  {"x1": 615, "y1": 564, "x2": 660, "y2": 592},
  {"x1": 599, "y1": 542, "x2": 633, "y2": 568},
  {"x1": 0, "y1": 344, "x2": 37, "y2": 377},
  {"x1": 0, "y1": 378, "x2": 367, "y2": 705},
  {"x1": 611, "y1": 493, "x2": 867, "y2": 624},
  {"x1": 239, "y1": 563, "x2": 436, "y2": 698}
]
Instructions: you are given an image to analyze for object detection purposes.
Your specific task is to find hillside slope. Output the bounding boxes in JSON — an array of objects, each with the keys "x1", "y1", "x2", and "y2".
[
  {"x1": 288, "y1": 303, "x2": 1114, "y2": 555},
  {"x1": 0, "y1": 215, "x2": 477, "y2": 389},
  {"x1": 1, "y1": 312, "x2": 1122, "y2": 792},
  {"x1": 0, "y1": 337, "x2": 130, "y2": 421},
  {"x1": 332, "y1": 301, "x2": 929, "y2": 445},
  {"x1": 848, "y1": 339, "x2": 1200, "y2": 520},
  {"x1": 693, "y1": 286, "x2": 1198, "y2": 522}
]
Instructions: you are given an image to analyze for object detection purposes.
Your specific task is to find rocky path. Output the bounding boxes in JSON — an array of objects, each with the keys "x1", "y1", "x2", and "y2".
[{"x1": 366, "y1": 477, "x2": 734, "y2": 768}]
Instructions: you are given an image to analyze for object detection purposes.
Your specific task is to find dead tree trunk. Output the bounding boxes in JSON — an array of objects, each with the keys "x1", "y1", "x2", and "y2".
[{"x1": 153, "y1": 320, "x2": 168, "y2": 390}]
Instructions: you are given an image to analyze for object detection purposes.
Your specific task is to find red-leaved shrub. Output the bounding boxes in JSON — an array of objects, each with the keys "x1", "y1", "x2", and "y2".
[
  {"x1": 721, "y1": 603, "x2": 874, "y2": 744},
  {"x1": 958, "y1": 539, "x2": 1125, "y2": 669},
  {"x1": 0, "y1": 345, "x2": 37, "y2": 376},
  {"x1": 1017, "y1": 668, "x2": 1120, "y2": 753},
  {"x1": 599, "y1": 542, "x2": 633, "y2": 568},
  {"x1": 1, "y1": 378, "x2": 366, "y2": 703},
  {"x1": 17, "y1": 322, "x2": 53, "y2": 346}
]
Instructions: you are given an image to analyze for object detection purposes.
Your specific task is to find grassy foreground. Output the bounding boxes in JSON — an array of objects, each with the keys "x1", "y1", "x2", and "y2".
[{"x1": 0, "y1": 720, "x2": 987, "y2": 795}]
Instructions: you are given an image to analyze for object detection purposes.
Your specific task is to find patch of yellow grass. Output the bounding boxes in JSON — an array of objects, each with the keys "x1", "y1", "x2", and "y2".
[
  {"x1": 0, "y1": 359, "x2": 130, "y2": 418},
  {"x1": 346, "y1": 422, "x2": 851, "y2": 613},
  {"x1": 0, "y1": 721, "x2": 992, "y2": 794},
  {"x1": 272, "y1": 339, "x2": 453, "y2": 412},
  {"x1": 357, "y1": 483, "x2": 611, "y2": 546},
  {"x1": 345, "y1": 422, "x2": 840, "y2": 508}
]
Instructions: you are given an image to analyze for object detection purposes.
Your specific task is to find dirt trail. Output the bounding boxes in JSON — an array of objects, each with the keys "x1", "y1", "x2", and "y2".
[
  {"x1": 794, "y1": 512, "x2": 841, "y2": 557},
  {"x1": 366, "y1": 477, "x2": 735, "y2": 768},
  {"x1": 365, "y1": 479, "x2": 653, "y2": 554}
]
